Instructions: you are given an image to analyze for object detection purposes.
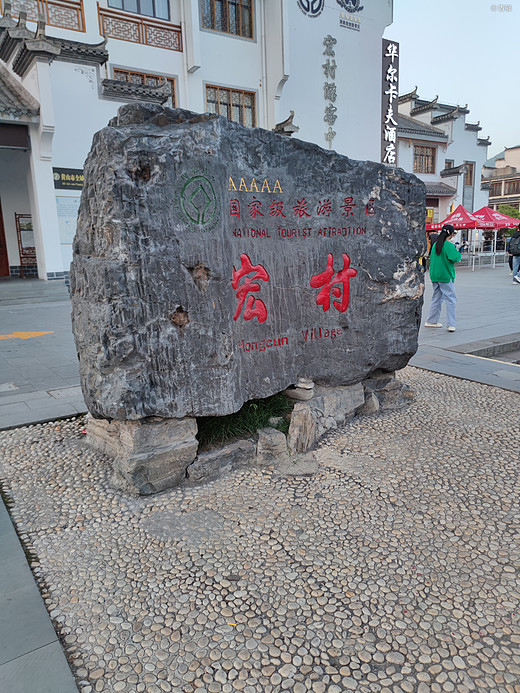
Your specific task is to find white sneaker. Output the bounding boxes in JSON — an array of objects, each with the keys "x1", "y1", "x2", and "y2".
[
  {"x1": 448, "y1": 326, "x2": 456, "y2": 332},
  {"x1": 514, "y1": 276, "x2": 520, "y2": 284},
  {"x1": 425, "y1": 322, "x2": 442, "y2": 328}
]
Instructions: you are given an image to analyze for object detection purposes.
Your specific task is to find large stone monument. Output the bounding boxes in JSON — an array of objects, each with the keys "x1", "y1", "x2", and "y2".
[{"x1": 71, "y1": 104, "x2": 425, "y2": 493}]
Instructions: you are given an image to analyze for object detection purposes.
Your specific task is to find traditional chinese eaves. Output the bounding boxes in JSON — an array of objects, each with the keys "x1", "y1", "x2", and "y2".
[
  {"x1": 440, "y1": 164, "x2": 465, "y2": 178},
  {"x1": 424, "y1": 182, "x2": 457, "y2": 197},
  {"x1": 0, "y1": 63, "x2": 39, "y2": 121},
  {"x1": 397, "y1": 114, "x2": 448, "y2": 141},
  {"x1": 71, "y1": 104, "x2": 426, "y2": 421},
  {"x1": 101, "y1": 78, "x2": 170, "y2": 104},
  {"x1": 46, "y1": 37, "x2": 108, "y2": 66}
]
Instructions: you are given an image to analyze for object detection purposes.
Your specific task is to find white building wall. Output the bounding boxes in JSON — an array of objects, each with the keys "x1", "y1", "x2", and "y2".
[
  {"x1": 278, "y1": 0, "x2": 392, "y2": 162},
  {"x1": 445, "y1": 118, "x2": 488, "y2": 212},
  {"x1": 1, "y1": 0, "x2": 396, "y2": 278}
]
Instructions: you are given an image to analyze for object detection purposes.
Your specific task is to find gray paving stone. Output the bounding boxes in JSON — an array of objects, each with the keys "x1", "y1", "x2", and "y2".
[
  {"x1": 0, "y1": 582, "x2": 58, "y2": 666},
  {"x1": 0, "y1": 641, "x2": 78, "y2": 693},
  {"x1": 0, "y1": 554, "x2": 38, "y2": 597}
]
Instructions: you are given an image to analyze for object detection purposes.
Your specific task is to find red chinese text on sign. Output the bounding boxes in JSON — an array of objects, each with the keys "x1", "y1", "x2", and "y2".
[
  {"x1": 232, "y1": 254, "x2": 270, "y2": 323},
  {"x1": 248, "y1": 197, "x2": 264, "y2": 218},
  {"x1": 340, "y1": 197, "x2": 356, "y2": 217},
  {"x1": 293, "y1": 198, "x2": 311, "y2": 218},
  {"x1": 316, "y1": 199, "x2": 332, "y2": 217},
  {"x1": 230, "y1": 199, "x2": 240, "y2": 219},
  {"x1": 310, "y1": 253, "x2": 357, "y2": 313},
  {"x1": 269, "y1": 200, "x2": 286, "y2": 217}
]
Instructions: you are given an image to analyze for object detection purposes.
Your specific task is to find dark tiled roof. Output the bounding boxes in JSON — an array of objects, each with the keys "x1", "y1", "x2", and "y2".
[
  {"x1": 440, "y1": 164, "x2": 465, "y2": 178},
  {"x1": 424, "y1": 182, "x2": 457, "y2": 197},
  {"x1": 397, "y1": 113, "x2": 448, "y2": 140},
  {"x1": 101, "y1": 78, "x2": 171, "y2": 104},
  {"x1": 416, "y1": 99, "x2": 469, "y2": 115},
  {"x1": 47, "y1": 37, "x2": 108, "y2": 66},
  {"x1": 0, "y1": 64, "x2": 39, "y2": 121},
  {"x1": 410, "y1": 96, "x2": 438, "y2": 116},
  {"x1": 398, "y1": 87, "x2": 417, "y2": 103},
  {"x1": 431, "y1": 106, "x2": 469, "y2": 124}
]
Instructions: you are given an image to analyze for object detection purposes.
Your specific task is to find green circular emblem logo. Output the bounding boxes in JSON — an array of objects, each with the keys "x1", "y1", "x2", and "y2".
[{"x1": 180, "y1": 175, "x2": 218, "y2": 228}]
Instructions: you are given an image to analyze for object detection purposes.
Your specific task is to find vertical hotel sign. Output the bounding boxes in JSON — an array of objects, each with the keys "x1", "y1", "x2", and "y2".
[{"x1": 381, "y1": 39, "x2": 399, "y2": 167}]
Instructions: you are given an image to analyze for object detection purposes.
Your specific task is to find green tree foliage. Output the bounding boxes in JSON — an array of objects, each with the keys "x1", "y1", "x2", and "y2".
[{"x1": 498, "y1": 204, "x2": 520, "y2": 220}]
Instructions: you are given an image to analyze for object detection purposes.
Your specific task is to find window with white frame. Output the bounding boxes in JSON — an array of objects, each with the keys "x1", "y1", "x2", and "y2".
[
  {"x1": 413, "y1": 146, "x2": 436, "y2": 174},
  {"x1": 206, "y1": 85, "x2": 256, "y2": 127},
  {"x1": 201, "y1": 0, "x2": 253, "y2": 38},
  {"x1": 108, "y1": 0, "x2": 170, "y2": 21}
]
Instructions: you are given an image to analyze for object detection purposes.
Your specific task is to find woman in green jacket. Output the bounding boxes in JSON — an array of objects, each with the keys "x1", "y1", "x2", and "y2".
[{"x1": 424, "y1": 223, "x2": 461, "y2": 332}]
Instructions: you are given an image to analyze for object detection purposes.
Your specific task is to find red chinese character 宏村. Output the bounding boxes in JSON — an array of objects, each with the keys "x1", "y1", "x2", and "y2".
[
  {"x1": 232, "y1": 254, "x2": 270, "y2": 323},
  {"x1": 310, "y1": 253, "x2": 357, "y2": 313}
]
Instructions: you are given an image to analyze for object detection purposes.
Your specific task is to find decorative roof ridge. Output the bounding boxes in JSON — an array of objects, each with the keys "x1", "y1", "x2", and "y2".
[
  {"x1": 0, "y1": 8, "x2": 33, "y2": 62},
  {"x1": 465, "y1": 121, "x2": 482, "y2": 132},
  {"x1": 410, "y1": 96, "x2": 438, "y2": 115},
  {"x1": 0, "y1": 1, "x2": 17, "y2": 31},
  {"x1": 12, "y1": 14, "x2": 60, "y2": 78},
  {"x1": 431, "y1": 105, "x2": 468, "y2": 124},
  {"x1": 398, "y1": 86, "x2": 417, "y2": 104},
  {"x1": 477, "y1": 136, "x2": 491, "y2": 147},
  {"x1": 440, "y1": 164, "x2": 465, "y2": 177},
  {"x1": 101, "y1": 77, "x2": 171, "y2": 104},
  {"x1": 47, "y1": 36, "x2": 108, "y2": 66}
]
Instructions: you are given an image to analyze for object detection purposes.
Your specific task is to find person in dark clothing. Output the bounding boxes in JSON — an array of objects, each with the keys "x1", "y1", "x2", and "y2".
[{"x1": 507, "y1": 225, "x2": 520, "y2": 284}]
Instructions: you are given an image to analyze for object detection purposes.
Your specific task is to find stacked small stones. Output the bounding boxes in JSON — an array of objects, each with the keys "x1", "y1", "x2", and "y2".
[{"x1": 0, "y1": 367, "x2": 519, "y2": 693}]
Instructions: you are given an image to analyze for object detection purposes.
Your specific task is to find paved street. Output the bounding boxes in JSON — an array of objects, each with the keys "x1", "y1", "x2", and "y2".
[{"x1": 0, "y1": 265, "x2": 519, "y2": 693}]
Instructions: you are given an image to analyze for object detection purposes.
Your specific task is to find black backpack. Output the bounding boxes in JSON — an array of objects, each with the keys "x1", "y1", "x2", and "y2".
[{"x1": 509, "y1": 235, "x2": 520, "y2": 256}]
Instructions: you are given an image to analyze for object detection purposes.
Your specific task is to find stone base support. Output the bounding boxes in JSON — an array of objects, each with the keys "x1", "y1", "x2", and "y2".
[
  {"x1": 86, "y1": 372, "x2": 415, "y2": 493},
  {"x1": 87, "y1": 415, "x2": 198, "y2": 495}
]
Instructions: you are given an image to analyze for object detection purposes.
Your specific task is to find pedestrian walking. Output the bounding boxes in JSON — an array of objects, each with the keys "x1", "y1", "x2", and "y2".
[
  {"x1": 424, "y1": 223, "x2": 461, "y2": 332},
  {"x1": 507, "y1": 225, "x2": 520, "y2": 284}
]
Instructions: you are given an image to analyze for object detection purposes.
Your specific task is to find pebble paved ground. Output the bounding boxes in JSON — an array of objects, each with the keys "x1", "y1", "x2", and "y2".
[{"x1": 1, "y1": 366, "x2": 519, "y2": 693}]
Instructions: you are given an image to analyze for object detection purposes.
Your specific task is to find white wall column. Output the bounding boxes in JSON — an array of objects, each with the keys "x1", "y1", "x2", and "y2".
[{"x1": 27, "y1": 61, "x2": 63, "y2": 279}]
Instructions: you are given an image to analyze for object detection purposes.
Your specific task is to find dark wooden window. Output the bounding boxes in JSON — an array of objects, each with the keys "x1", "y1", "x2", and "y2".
[
  {"x1": 113, "y1": 68, "x2": 176, "y2": 106},
  {"x1": 505, "y1": 179, "x2": 520, "y2": 195},
  {"x1": 490, "y1": 182, "x2": 502, "y2": 197},
  {"x1": 108, "y1": 0, "x2": 170, "y2": 21},
  {"x1": 201, "y1": 0, "x2": 253, "y2": 38},
  {"x1": 444, "y1": 159, "x2": 454, "y2": 169},
  {"x1": 464, "y1": 162, "x2": 474, "y2": 186},
  {"x1": 413, "y1": 146, "x2": 436, "y2": 174},
  {"x1": 206, "y1": 85, "x2": 256, "y2": 127}
]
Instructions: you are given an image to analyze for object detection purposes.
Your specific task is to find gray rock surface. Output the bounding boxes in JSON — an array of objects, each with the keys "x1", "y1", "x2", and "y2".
[
  {"x1": 256, "y1": 426, "x2": 288, "y2": 462},
  {"x1": 71, "y1": 103, "x2": 425, "y2": 420},
  {"x1": 185, "y1": 439, "x2": 256, "y2": 484},
  {"x1": 88, "y1": 416, "x2": 198, "y2": 494}
]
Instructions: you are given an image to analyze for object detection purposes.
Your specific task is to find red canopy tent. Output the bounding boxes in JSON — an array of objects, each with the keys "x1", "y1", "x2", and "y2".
[
  {"x1": 472, "y1": 206, "x2": 519, "y2": 229},
  {"x1": 426, "y1": 204, "x2": 494, "y2": 231},
  {"x1": 425, "y1": 205, "x2": 500, "y2": 270}
]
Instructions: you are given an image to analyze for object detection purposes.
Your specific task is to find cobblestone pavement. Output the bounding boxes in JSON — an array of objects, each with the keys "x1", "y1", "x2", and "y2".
[{"x1": 1, "y1": 367, "x2": 519, "y2": 693}]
